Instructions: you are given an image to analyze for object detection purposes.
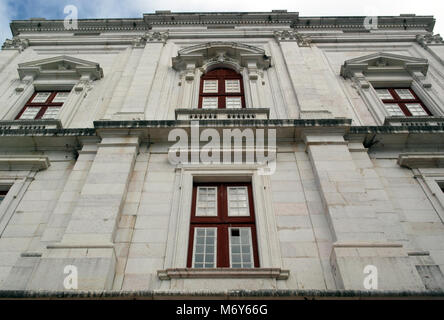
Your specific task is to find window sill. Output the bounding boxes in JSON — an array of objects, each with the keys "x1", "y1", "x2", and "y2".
[{"x1": 157, "y1": 268, "x2": 289, "y2": 280}]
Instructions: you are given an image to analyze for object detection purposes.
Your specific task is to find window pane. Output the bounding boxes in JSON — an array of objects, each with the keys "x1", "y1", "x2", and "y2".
[
  {"x1": 225, "y1": 80, "x2": 240, "y2": 93},
  {"x1": 193, "y1": 227, "x2": 217, "y2": 268},
  {"x1": 229, "y1": 227, "x2": 254, "y2": 268},
  {"x1": 203, "y1": 80, "x2": 218, "y2": 93},
  {"x1": 31, "y1": 92, "x2": 51, "y2": 103},
  {"x1": 196, "y1": 187, "x2": 218, "y2": 216},
  {"x1": 406, "y1": 103, "x2": 428, "y2": 116},
  {"x1": 375, "y1": 89, "x2": 393, "y2": 100},
  {"x1": 395, "y1": 89, "x2": 415, "y2": 100},
  {"x1": 227, "y1": 187, "x2": 250, "y2": 217},
  {"x1": 52, "y1": 92, "x2": 69, "y2": 103},
  {"x1": 202, "y1": 97, "x2": 218, "y2": 109},
  {"x1": 384, "y1": 104, "x2": 405, "y2": 117},
  {"x1": 19, "y1": 107, "x2": 41, "y2": 120},
  {"x1": 41, "y1": 107, "x2": 61, "y2": 120},
  {"x1": 226, "y1": 97, "x2": 242, "y2": 109}
]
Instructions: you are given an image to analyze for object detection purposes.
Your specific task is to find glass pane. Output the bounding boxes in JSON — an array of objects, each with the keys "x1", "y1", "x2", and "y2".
[
  {"x1": 375, "y1": 89, "x2": 393, "y2": 100},
  {"x1": 196, "y1": 187, "x2": 218, "y2": 216},
  {"x1": 41, "y1": 107, "x2": 61, "y2": 120},
  {"x1": 31, "y1": 92, "x2": 51, "y2": 103},
  {"x1": 193, "y1": 227, "x2": 217, "y2": 268},
  {"x1": 52, "y1": 92, "x2": 69, "y2": 103},
  {"x1": 227, "y1": 187, "x2": 250, "y2": 217},
  {"x1": 406, "y1": 103, "x2": 428, "y2": 116},
  {"x1": 384, "y1": 104, "x2": 405, "y2": 117},
  {"x1": 229, "y1": 227, "x2": 254, "y2": 268},
  {"x1": 395, "y1": 89, "x2": 415, "y2": 100},
  {"x1": 203, "y1": 80, "x2": 218, "y2": 93},
  {"x1": 226, "y1": 97, "x2": 242, "y2": 109},
  {"x1": 19, "y1": 107, "x2": 40, "y2": 120},
  {"x1": 225, "y1": 80, "x2": 240, "y2": 93},
  {"x1": 202, "y1": 97, "x2": 218, "y2": 109}
]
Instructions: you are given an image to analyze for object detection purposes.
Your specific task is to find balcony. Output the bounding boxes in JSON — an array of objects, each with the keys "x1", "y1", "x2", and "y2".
[
  {"x1": 384, "y1": 116, "x2": 444, "y2": 127},
  {"x1": 175, "y1": 108, "x2": 270, "y2": 121},
  {"x1": 0, "y1": 119, "x2": 62, "y2": 130}
]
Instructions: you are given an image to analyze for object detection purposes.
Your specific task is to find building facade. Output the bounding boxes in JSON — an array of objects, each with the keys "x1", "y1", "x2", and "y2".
[{"x1": 0, "y1": 11, "x2": 444, "y2": 295}]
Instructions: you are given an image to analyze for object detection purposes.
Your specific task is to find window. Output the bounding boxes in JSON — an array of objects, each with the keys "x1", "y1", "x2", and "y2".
[
  {"x1": 15, "y1": 91, "x2": 69, "y2": 120},
  {"x1": 199, "y1": 68, "x2": 245, "y2": 109},
  {"x1": 375, "y1": 88, "x2": 432, "y2": 117},
  {"x1": 187, "y1": 183, "x2": 259, "y2": 268}
]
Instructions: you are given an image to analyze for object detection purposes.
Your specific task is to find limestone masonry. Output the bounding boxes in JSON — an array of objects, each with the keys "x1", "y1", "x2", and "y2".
[{"x1": 0, "y1": 11, "x2": 444, "y2": 296}]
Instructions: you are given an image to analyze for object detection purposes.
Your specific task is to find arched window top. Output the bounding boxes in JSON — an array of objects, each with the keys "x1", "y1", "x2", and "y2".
[
  {"x1": 199, "y1": 68, "x2": 245, "y2": 109},
  {"x1": 172, "y1": 42, "x2": 271, "y2": 81},
  {"x1": 203, "y1": 68, "x2": 241, "y2": 77}
]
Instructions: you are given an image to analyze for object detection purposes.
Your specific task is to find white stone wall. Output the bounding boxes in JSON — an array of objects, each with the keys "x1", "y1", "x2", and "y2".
[{"x1": 1, "y1": 13, "x2": 444, "y2": 293}]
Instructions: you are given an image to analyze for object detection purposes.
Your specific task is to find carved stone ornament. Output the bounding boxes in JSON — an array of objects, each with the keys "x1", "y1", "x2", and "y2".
[
  {"x1": 1, "y1": 37, "x2": 29, "y2": 52},
  {"x1": 416, "y1": 34, "x2": 443, "y2": 47},
  {"x1": 172, "y1": 42, "x2": 271, "y2": 80},
  {"x1": 17, "y1": 55, "x2": 104, "y2": 81},
  {"x1": 340, "y1": 52, "x2": 429, "y2": 88},
  {"x1": 274, "y1": 30, "x2": 311, "y2": 47},
  {"x1": 133, "y1": 31, "x2": 169, "y2": 48}
]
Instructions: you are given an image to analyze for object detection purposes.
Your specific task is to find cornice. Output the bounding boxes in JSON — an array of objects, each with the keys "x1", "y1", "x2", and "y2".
[{"x1": 9, "y1": 12, "x2": 435, "y2": 36}]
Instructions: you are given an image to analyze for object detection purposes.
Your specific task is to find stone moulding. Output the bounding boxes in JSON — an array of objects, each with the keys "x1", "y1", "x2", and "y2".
[
  {"x1": 175, "y1": 108, "x2": 270, "y2": 120},
  {"x1": 0, "y1": 119, "x2": 62, "y2": 130},
  {"x1": 9, "y1": 13, "x2": 435, "y2": 36},
  {"x1": 17, "y1": 55, "x2": 104, "y2": 81},
  {"x1": 0, "y1": 155, "x2": 50, "y2": 171},
  {"x1": 398, "y1": 153, "x2": 444, "y2": 169},
  {"x1": 340, "y1": 52, "x2": 429, "y2": 83},
  {"x1": 1, "y1": 289, "x2": 443, "y2": 299},
  {"x1": 157, "y1": 268, "x2": 290, "y2": 280},
  {"x1": 172, "y1": 41, "x2": 271, "y2": 80}
]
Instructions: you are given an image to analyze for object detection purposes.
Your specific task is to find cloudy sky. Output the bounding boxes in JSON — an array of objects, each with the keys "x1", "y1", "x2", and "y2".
[{"x1": 1, "y1": 0, "x2": 443, "y2": 47}]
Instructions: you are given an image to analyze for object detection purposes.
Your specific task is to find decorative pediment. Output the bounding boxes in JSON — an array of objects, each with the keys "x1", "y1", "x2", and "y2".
[
  {"x1": 340, "y1": 52, "x2": 429, "y2": 78},
  {"x1": 17, "y1": 55, "x2": 104, "y2": 81},
  {"x1": 172, "y1": 42, "x2": 271, "y2": 80}
]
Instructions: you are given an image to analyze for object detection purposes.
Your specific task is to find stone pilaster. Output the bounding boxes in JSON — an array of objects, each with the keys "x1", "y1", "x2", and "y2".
[
  {"x1": 303, "y1": 129, "x2": 425, "y2": 290},
  {"x1": 25, "y1": 134, "x2": 141, "y2": 290}
]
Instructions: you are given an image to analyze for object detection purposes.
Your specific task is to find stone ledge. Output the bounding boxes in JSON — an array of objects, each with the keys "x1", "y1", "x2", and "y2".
[
  {"x1": 175, "y1": 108, "x2": 270, "y2": 120},
  {"x1": 398, "y1": 153, "x2": 444, "y2": 169},
  {"x1": 46, "y1": 244, "x2": 114, "y2": 249},
  {"x1": 1, "y1": 289, "x2": 444, "y2": 299},
  {"x1": 0, "y1": 119, "x2": 62, "y2": 130},
  {"x1": 0, "y1": 155, "x2": 50, "y2": 171},
  {"x1": 157, "y1": 268, "x2": 289, "y2": 280},
  {"x1": 333, "y1": 242, "x2": 403, "y2": 248},
  {"x1": 384, "y1": 116, "x2": 444, "y2": 127}
]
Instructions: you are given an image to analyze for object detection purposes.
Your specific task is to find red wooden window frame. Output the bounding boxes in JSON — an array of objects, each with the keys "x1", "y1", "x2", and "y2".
[
  {"x1": 378, "y1": 88, "x2": 432, "y2": 116},
  {"x1": 198, "y1": 68, "x2": 246, "y2": 109},
  {"x1": 187, "y1": 182, "x2": 259, "y2": 268},
  {"x1": 15, "y1": 91, "x2": 68, "y2": 120}
]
